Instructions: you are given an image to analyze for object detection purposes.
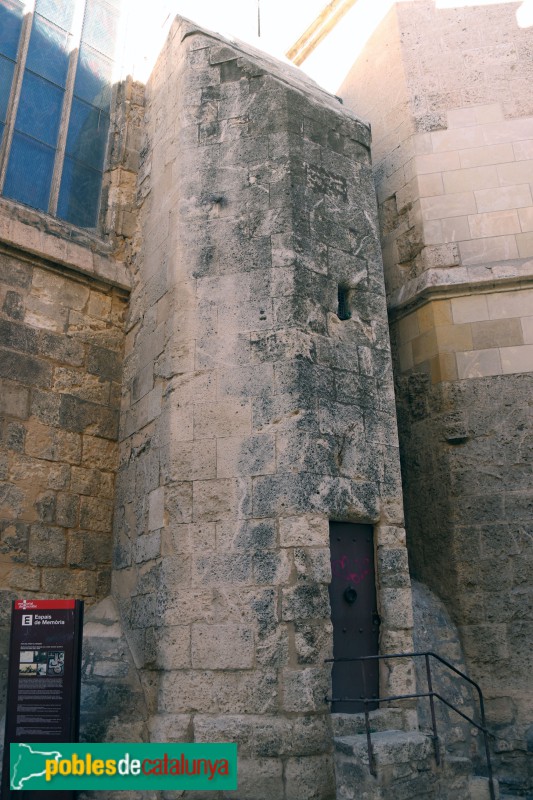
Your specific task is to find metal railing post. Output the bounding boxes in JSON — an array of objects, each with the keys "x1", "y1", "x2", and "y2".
[
  {"x1": 424, "y1": 653, "x2": 441, "y2": 766},
  {"x1": 364, "y1": 702, "x2": 376, "y2": 777},
  {"x1": 325, "y1": 650, "x2": 497, "y2": 789}
]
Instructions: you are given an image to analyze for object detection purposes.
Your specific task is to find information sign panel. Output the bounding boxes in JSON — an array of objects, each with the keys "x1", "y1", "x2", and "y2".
[{"x1": 1, "y1": 599, "x2": 83, "y2": 799}]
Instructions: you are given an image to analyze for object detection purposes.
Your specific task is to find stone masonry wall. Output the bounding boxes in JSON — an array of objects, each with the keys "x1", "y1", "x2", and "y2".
[
  {"x1": 395, "y1": 371, "x2": 533, "y2": 795},
  {"x1": 0, "y1": 245, "x2": 127, "y2": 741},
  {"x1": 338, "y1": 2, "x2": 533, "y2": 793},
  {"x1": 340, "y1": 1, "x2": 533, "y2": 294},
  {"x1": 391, "y1": 288, "x2": 533, "y2": 384},
  {"x1": 112, "y1": 17, "x2": 414, "y2": 800}
]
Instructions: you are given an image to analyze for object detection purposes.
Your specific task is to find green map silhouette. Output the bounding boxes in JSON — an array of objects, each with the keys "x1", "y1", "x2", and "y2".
[{"x1": 10, "y1": 743, "x2": 62, "y2": 790}]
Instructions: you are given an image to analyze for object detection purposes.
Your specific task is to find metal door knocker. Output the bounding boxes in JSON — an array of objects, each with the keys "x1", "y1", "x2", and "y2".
[{"x1": 343, "y1": 586, "x2": 358, "y2": 605}]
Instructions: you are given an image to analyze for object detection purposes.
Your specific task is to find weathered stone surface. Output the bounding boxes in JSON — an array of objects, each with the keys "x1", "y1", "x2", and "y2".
[
  {"x1": 28, "y1": 523, "x2": 66, "y2": 566},
  {"x1": 103, "y1": 20, "x2": 410, "y2": 799},
  {"x1": 279, "y1": 514, "x2": 329, "y2": 547},
  {"x1": 0, "y1": 260, "x2": 125, "y2": 753},
  {"x1": 285, "y1": 754, "x2": 336, "y2": 800},
  {"x1": 0, "y1": 17, "x2": 415, "y2": 800},
  {"x1": 397, "y1": 371, "x2": 533, "y2": 787},
  {"x1": 159, "y1": 669, "x2": 279, "y2": 714},
  {"x1": 191, "y1": 623, "x2": 254, "y2": 669}
]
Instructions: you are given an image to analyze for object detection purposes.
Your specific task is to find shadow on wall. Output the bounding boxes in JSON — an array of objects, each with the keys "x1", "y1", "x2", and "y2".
[
  {"x1": 411, "y1": 580, "x2": 483, "y2": 768},
  {"x1": 79, "y1": 596, "x2": 149, "y2": 745}
]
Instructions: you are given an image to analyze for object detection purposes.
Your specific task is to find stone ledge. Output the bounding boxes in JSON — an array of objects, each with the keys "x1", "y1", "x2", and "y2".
[
  {"x1": 388, "y1": 258, "x2": 533, "y2": 317},
  {"x1": 0, "y1": 201, "x2": 131, "y2": 291}
]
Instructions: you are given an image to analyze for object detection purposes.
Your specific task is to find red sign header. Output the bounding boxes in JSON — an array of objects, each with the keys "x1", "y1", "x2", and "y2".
[{"x1": 15, "y1": 599, "x2": 76, "y2": 610}]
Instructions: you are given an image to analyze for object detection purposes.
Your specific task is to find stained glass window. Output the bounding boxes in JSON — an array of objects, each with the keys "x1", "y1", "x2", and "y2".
[
  {"x1": 0, "y1": 0, "x2": 121, "y2": 229},
  {"x1": 0, "y1": 0, "x2": 24, "y2": 148},
  {"x1": 65, "y1": 98, "x2": 110, "y2": 170},
  {"x1": 14, "y1": 71, "x2": 64, "y2": 147},
  {"x1": 0, "y1": 0, "x2": 24, "y2": 61},
  {"x1": 81, "y1": 0, "x2": 119, "y2": 59},
  {"x1": 0, "y1": 55, "x2": 15, "y2": 123},
  {"x1": 57, "y1": 156, "x2": 102, "y2": 227},
  {"x1": 3, "y1": 133, "x2": 56, "y2": 211},
  {"x1": 25, "y1": 14, "x2": 72, "y2": 87},
  {"x1": 74, "y1": 43, "x2": 112, "y2": 111},
  {"x1": 35, "y1": 0, "x2": 76, "y2": 31}
]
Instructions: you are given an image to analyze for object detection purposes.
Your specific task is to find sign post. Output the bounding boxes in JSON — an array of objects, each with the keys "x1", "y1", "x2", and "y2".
[{"x1": 1, "y1": 599, "x2": 83, "y2": 799}]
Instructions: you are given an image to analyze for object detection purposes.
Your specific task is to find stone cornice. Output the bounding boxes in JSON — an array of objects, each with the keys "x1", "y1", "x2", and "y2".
[{"x1": 387, "y1": 259, "x2": 533, "y2": 319}]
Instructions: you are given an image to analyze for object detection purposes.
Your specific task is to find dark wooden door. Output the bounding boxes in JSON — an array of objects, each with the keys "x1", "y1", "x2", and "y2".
[{"x1": 329, "y1": 522, "x2": 379, "y2": 712}]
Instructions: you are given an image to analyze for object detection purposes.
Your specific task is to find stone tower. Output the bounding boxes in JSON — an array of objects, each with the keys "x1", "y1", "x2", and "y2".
[{"x1": 109, "y1": 18, "x2": 414, "y2": 797}]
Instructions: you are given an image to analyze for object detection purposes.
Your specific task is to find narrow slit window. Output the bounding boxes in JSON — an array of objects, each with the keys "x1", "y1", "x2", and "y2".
[{"x1": 337, "y1": 285, "x2": 351, "y2": 321}]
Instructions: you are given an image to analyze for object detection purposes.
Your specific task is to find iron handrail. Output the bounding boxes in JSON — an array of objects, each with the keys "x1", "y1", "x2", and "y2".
[{"x1": 325, "y1": 650, "x2": 496, "y2": 800}]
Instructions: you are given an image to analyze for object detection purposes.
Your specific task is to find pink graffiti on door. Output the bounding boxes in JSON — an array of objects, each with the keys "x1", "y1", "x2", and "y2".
[{"x1": 331, "y1": 554, "x2": 371, "y2": 585}]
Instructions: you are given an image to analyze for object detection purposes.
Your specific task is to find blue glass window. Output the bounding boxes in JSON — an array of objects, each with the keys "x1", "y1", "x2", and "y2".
[
  {"x1": 0, "y1": 55, "x2": 15, "y2": 122},
  {"x1": 74, "y1": 43, "x2": 112, "y2": 111},
  {"x1": 65, "y1": 97, "x2": 109, "y2": 171},
  {"x1": 1, "y1": 0, "x2": 121, "y2": 228},
  {"x1": 57, "y1": 156, "x2": 101, "y2": 227},
  {"x1": 0, "y1": 0, "x2": 24, "y2": 61},
  {"x1": 26, "y1": 14, "x2": 71, "y2": 87},
  {"x1": 15, "y1": 71, "x2": 64, "y2": 147},
  {"x1": 81, "y1": 0, "x2": 119, "y2": 58},
  {"x1": 35, "y1": 0, "x2": 76, "y2": 31},
  {"x1": 3, "y1": 132, "x2": 55, "y2": 210}
]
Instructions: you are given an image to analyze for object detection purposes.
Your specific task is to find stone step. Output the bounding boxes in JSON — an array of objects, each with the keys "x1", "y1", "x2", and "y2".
[
  {"x1": 444, "y1": 755, "x2": 473, "y2": 776},
  {"x1": 334, "y1": 730, "x2": 437, "y2": 800},
  {"x1": 469, "y1": 776, "x2": 500, "y2": 800},
  {"x1": 331, "y1": 707, "x2": 408, "y2": 737},
  {"x1": 335, "y1": 729, "x2": 433, "y2": 766}
]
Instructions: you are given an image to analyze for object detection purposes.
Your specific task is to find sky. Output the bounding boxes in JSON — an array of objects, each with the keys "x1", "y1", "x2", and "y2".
[
  {"x1": 120, "y1": 0, "x2": 533, "y2": 91},
  {"x1": 120, "y1": 0, "x2": 327, "y2": 83}
]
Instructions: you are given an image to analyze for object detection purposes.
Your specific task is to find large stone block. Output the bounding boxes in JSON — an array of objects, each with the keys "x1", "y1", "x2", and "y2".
[
  {"x1": 25, "y1": 419, "x2": 82, "y2": 463},
  {"x1": 282, "y1": 667, "x2": 331, "y2": 713},
  {"x1": 0, "y1": 348, "x2": 52, "y2": 387},
  {"x1": 282, "y1": 584, "x2": 331, "y2": 621},
  {"x1": 158, "y1": 669, "x2": 278, "y2": 714},
  {"x1": 28, "y1": 523, "x2": 66, "y2": 566},
  {"x1": 191, "y1": 624, "x2": 254, "y2": 669},
  {"x1": 279, "y1": 515, "x2": 329, "y2": 547},
  {"x1": 224, "y1": 757, "x2": 284, "y2": 800},
  {"x1": 191, "y1": 553, "x2": 253, "y2": 586},
  {"x1": 192, "y1": 478, "x2": 252, "y2": 522},
  {"x1": 193, "y1": 714, "x2": 255, "y2": 754},
  {"x1": 193, "y1": 400, "x2": 252, "y2": 440},
  {"x1": 284, "y1": 754, "x2": 336, "y2": 800},
  {"x1": 216, "y1": 434, "x2": 276, "y2": 478},
  {"x1": 216, "y1": 518, "x2": 276, "y2": 551},
  {"x1": 79, "y1": 497, "x2": 114, "y2": 532},
  {"x1": 155, "y1": 626, "x2": 191, "y2": 670}
]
